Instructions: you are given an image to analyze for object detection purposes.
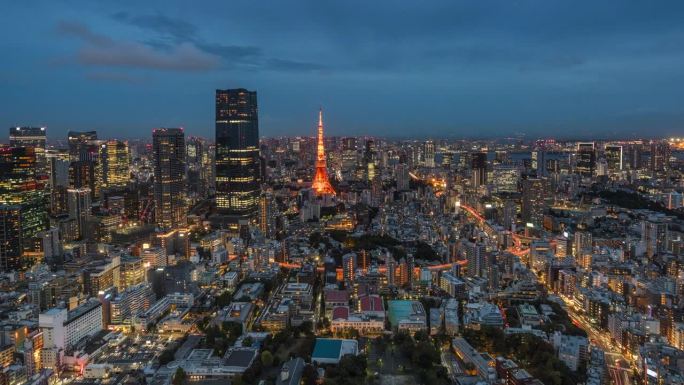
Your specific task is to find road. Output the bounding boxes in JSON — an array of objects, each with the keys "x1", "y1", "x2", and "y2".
[
  {"x1": 440, "y1": 350, "x2": 462, "y2": 383},
  {"x1": 606, "y1": 352, "x2": 632, "y2": 385},
  {"x1": 447, "y1": 190, "x2": 634, "y2": 385},
  {"x1": 562, "y1": 298, "x2": 633, "y2": 385}
]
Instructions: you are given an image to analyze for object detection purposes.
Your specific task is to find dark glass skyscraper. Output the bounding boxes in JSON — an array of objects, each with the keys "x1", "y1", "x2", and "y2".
[
  {"x1": 576, "y1": 142, "x2": 596, "y2": 177},
  {"x1": 0, "y1": 146, "x2": 48, "y2": 271},
  {"x1": 215, "y1": 89, "x2": 260, "y2": 224},
  {"x1": 67, "y1": 130, "x2": 98, "y2": 161},
  {"x1": 471, "y1": 152, "x2": 487, "y2": 188},
  {"x1": 9, "y1": 127, "x2": 47, "y2": 178},
  {"x1": 152, "y1": 128, "x2": 186, "y2": 229}
]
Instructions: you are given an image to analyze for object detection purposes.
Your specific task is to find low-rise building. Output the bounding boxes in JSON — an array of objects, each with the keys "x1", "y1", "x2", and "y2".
[
  {"x1": 387, "y1": 300, "x2": 426, "y2": 332},
  {"x1": 311, "y1": 338, "x2": 359, "y2": 365}
]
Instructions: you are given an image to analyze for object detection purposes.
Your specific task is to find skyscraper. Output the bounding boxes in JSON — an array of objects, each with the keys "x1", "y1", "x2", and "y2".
[
  {"x1": 186, "y1": 136, "x2": 210, "y2": 200},
  {"x1": 423, "y1": 140, "x2": 435, "y2": 168},
  {"x1": 395, "y1": 164, "x2": 410, "y2": 191},
  {"x1": 341, "y1": 137, "x2": 358, "y2": 177},
  {"x1": 67, "y1": 131, "x2": 97, "y2": 161},
  {"x1": 0, "y1": 146, "x2": 47, "y2": 271},
  {"x1": 102, "y1": 140, "x2": 130, "y2": 189},
  {"x1": 0, "y1": 206, "x2": 22, "y2": 271},
  {"x1": 364, "y1": 139, "x2": 375, "y2": 181},
  {"x1": 312, "y1": 109, "x2": 335, "y2": 196},
  {"x1": 624, "y1": 144, "x2": 643, "y2": 170},
  {"x1": 649, "y1": 141, "x2": 671, "y2": 172},
  {"x1": 215, "y1": 89, "x2": 261, "y2": 224},
  {"x1": 604, "y1": 145, "x2": 623, "y2": 172},
  {"x1": 576, "y1": 142, "x2": 596, "y2": 177},
  {"x1": 531, "y1": 149, "x2": 547, "y2": 177},
  {"x1": 9, "y1": 127, "x2": 47, "y2": 178},
  {"x1": 69, "y1": 161, "x2": 96, "y2": 198},
  {"x1": 152, "y1": 128, "x2": 186, "y2": 229},
  {"x1": 465, "y1": 240, "x2": 487, "y2": 278},
  {"x1": 471, "y1": 152, "x2": 487, "y2": 188},
  {"x1": 67, "y1": 188, "x2": 91, "y2": 240},
  {"x1": 521, "y1": 178, "x2": 548, "y2": 227}
]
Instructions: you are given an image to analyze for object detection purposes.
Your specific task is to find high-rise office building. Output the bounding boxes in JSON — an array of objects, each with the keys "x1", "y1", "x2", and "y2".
[
  {"x1": 521, "y1": 178, "x2": 548, "y2": 227},
  {"x1": 0, "y1": 206, "x2": 22, "y2": 271},
  {"x1": 650, "y1": 141, "x2": 671, "y2": 172},
  {"x1": 258, "y1": 191, "x2": 276, "y2": 237},
  {"x1": 152, "y1": 128, "x2": 186, "y2": 229},
  {"x1": 68, "y1": 160, "x2": 96, "y2": 199},
  {"x1": 364, "y1": 139, "x2": 375, "y2": 180},
  {"x1": 604, "y1": 145, "x2": 623, "y2": 172},
  {"x1": 67, "y1": 131, "x2": 97, "y2": 161},
  {"x1": 341, "y1": 137, "x2": 358, "y2": 174},
  {"x1": 471, "y1": 152, "x2": 487, "y2": 188},
  {"x1": 423, "y1": 140, "x2": 435, "y2": 168},
  {"x1": 576, "y1": 142, "x2": 596, "y2": 177},
  {"x1": 0, "y1": 146, "x2": 48, "y2": 271},
  {"x1": 465, "y1": 240, "x2": 487, "y2": 278},
  {"x1": 102, "y1": 140, "x2": 130, "y2": 189},
  {"x1": 47, "y1": 150, "x2": 70, "y2": 189},
  {"x1": 186, "y1": 136, "x2": 210, "y2": 200},
  {"x1": 67, "y1": 188, "x2": 91, "y2": 240},
  {"x1": 624, "y1": 144, "x2": 643, "y2": 170},
  {"x1": 492, "y1": 165, "x2": 520, "y2": 193},
  {"x1": 9, "y1": 127, "x2": 47, "y2": 178},
  {"x1": 395, "y1": 164, "x2": 410, "y2": 191},
  {"x1": 531, "y1": 149, "x2": 547, "y2": 177},
  {"x1": 215, "y1": 89, "x2": 261, "y2": 224}
]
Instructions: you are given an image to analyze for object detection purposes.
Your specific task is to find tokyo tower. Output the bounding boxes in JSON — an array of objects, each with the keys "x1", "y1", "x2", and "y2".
[{"x1": 312, "y1": 108, "x2": 336, "y2": 196}]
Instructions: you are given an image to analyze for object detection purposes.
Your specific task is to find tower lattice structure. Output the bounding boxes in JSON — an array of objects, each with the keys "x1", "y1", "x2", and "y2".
[{"x1": 312, "y1": 109, "x2": 336, "y2": 196}]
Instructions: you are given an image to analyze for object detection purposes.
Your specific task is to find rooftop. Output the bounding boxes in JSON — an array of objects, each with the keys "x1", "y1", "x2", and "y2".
[
  {"x1": 388, "y1": 300, "x2": 425, "y2": 326},
  {"x1": 312, "y1": 339, "x2": 343, "y2": 360}
]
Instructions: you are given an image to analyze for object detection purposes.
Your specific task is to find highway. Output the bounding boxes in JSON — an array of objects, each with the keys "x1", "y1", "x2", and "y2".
[
  {"x1": 460, "y1": 197, "x2": 634, "y2": 385},
  {"x1": 562, "y1": 297, "x2": 633, "y2": 385}
]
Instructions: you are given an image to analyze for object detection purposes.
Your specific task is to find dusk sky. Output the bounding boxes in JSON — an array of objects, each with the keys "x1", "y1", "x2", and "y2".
[{"x1": 2, "y1": 1, "x2": 684, "y2": 140}]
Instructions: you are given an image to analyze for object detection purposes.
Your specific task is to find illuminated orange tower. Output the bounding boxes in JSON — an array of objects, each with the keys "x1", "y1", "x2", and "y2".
[{"x1": 312, "y1": 108, "x2": 336, "y2": 195}]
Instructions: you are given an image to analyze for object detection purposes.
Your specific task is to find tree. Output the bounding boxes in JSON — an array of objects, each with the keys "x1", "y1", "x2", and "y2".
[
  {"x1": 302, "y1": 364, "x2": 318, "y2": 385},
  {"x1": 215, "y1": 291, "x2": 232, "y2": 308},
  {"x1": 261, "y1": 350, "x2": 274, "y2": 367},
  {"x1": 242, "y1": 336, "x2": 254, "y2": 347},
  {"x1": 222, "y1": 320, "x2": 243, "y2": 344},
  {"x1": 232, "y1": 374, "x2": 244, "y2": 385},
  {"x1": 325, "y1": 355, "x2": 368, "y2": 385},
  {"x1": 159, "y1": 349, "x2": 175, "y2": 365},
  {"x1": 172, "y1": 368, "x2": 187, "y2": 385}
]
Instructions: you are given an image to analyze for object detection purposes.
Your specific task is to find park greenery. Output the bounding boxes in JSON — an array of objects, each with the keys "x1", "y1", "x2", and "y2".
[
  {"x1": 463, "y1": 326, "x2": 585, "y2": 385},
  {"x1": 323, "y1": 354, "x2": 369, "y2": 385}
]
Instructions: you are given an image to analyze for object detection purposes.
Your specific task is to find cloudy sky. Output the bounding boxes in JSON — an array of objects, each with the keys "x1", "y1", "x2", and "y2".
[{"x1": 2, "y1": 1, "x2": 684, "y2": 139}]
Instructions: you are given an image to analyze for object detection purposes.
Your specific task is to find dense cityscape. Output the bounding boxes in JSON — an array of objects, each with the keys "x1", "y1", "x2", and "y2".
[
  {"x1": 4, "y1": 1, "x2": 684, "y2": 385},
  {"x1": 0, "y1": 88, "x2": 684, "y2": 385}
]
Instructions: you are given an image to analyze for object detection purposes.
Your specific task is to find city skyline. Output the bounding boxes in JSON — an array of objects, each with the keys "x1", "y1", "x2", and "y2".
[
  {"x1": 2, "y1": 3, "x2": 684, "y2": 385},
  {"x1": 3, "y1": 1, "x2": 684, "y2": 139}
]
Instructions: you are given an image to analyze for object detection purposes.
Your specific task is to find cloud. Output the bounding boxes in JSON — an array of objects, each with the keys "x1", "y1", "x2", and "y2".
[
  {"x1": 108, "y1": 12, "x2": 327, "y2": 72},
  {"x1": 57, "y1": 21, "x2": 219, "y2": 71},
  {"x1": 197, "y1": 43, "x2": 262, "y2": 64},
  {"x1": 111, "y1": 11, "x2": 197, "y2": 42},
  {"x1": 84, "y1": 71, "x2": 147, "y2": 84},
  {"x1": 56, "y1": 21, "x2": 113, "y2": 45},
  {"x1": 111, "y1": 12, "x2": 261, "y2": 64},
  {"x1": 265, "y1": 58, "x2": 328, "y2": 73},
  {"x1": 78, "y1": 41, "x2": 219, "y2": 71}
]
